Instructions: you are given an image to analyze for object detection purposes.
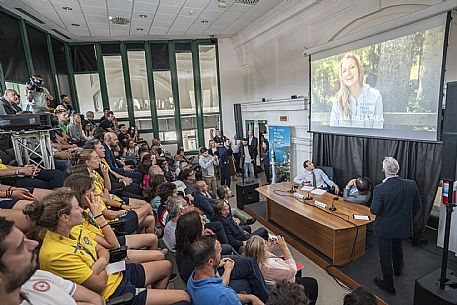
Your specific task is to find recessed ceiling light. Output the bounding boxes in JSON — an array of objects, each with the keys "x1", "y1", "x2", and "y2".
[
  {"x1": 139, "y1": 14, "x2": 147, "y2": 18},
  {"x1": 201, "y1": 20, "x2": 208, "y2": 24},
  {"x1": 71, "y1": 23, "x2": 80, "y2": 26},
  {"x1": 62, "y1": 6, "x2": 72, "y2": 11},
  {"x1": 136, "y1": 28, "x2": 144, "y2": 31}
]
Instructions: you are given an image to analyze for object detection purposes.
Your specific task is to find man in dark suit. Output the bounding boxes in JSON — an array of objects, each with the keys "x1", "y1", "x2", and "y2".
[
  {"x1": 0, "y1": 89, "x2": 20, "y2": 115},
  {"x1": 371, "y1": 157, "x2": 422, "y2": 295},
  {"x1": 215, "y1": 138, "x2": 232, "y2": 187},
  {"x1": 248, "y1": 129, "x2": 258, "y2": 178},
  {"x1": 193, "y1": 180, "x2": 217, "y2": 218}
]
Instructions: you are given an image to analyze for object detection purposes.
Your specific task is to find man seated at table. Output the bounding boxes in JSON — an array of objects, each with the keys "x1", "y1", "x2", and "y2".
[
  {"x1": 293, "y1": 160, "x2": 339, "y2": 194},
  {"x1": 343, "y1": 178, "x2": 371, "y2": 205}
]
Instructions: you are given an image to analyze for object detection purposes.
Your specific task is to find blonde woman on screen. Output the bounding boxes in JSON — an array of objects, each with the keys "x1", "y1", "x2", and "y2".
[{"x1": 329, "y1": 53, "x2": 384, "y2": 129}]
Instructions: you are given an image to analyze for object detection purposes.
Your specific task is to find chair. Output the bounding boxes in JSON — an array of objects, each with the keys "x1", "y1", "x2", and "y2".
[{"x1": 316, "y1": 166, "x2": 335, "y2": 182}]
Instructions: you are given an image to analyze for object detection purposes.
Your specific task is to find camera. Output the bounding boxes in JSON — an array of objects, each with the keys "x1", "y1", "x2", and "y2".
[{"x1": 26, "y1": 77, "x2": 44, "y2": 92}]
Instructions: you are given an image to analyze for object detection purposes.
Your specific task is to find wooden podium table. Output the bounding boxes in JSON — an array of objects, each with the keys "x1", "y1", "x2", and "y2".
[{"x1": 257, "y1": 182, "x2": 374, "y2": 265}]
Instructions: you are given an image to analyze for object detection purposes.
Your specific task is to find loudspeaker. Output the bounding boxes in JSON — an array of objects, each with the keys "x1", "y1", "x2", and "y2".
[
  {"x1": 414, "y1": 268, "x2": 457, "y2": 305},
  {"x1": 236, "y1": 181, "x2": 259, "y2": 210},
  {"x1": 234, "y1": 103, "x2": 243, "y2": 140},
  {"x1": 442, "y1": 81, "x2": 457, "y2": 180}
]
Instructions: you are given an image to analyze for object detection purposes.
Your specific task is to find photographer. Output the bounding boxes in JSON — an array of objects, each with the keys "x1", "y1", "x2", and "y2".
[{"x1": 25, "y1": 75, "x2": 53, "y2": 113}]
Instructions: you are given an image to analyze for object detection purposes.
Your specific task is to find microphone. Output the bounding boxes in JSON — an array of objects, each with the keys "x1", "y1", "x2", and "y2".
[
  {"x1": 304, "y1": 190, "x2": 313, "y2": 201},
  {"x1": 289, "y1": 184, "x2": 296, "y2": 193},
  {"x1": 329, "y1": 196, "x2": 338, "y2": 212}
]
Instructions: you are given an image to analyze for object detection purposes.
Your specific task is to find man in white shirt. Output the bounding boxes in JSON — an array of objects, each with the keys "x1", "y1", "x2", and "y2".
[
  {"x1": 294, "y1": 160, "x2": 340, "y2": 194},
  {"x1": 0, "y1": 217, "x2": 104, "y2": 305}
]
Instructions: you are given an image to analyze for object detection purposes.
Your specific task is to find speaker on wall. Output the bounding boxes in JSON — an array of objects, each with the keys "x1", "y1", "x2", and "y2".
[
  {"x1": 441, "y1": 81, "x2": 457, "y2": 180},
  {"x1": 234, "y1": 103, "x2": 243, "y2": 140}
]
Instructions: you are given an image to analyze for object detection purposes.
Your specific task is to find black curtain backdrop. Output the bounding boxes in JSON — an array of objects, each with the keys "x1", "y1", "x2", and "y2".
[{"x1": 313, "y1": 133, "x2": 442, "y2": 240}]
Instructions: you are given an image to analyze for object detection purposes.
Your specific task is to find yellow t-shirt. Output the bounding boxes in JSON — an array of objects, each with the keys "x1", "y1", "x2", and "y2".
[
  {"x1": 0, "y1": 159, "x2": 8, "y2": 170},
  {"x1": 40, "y1": 229, "x2": 123, "y2": 300}
]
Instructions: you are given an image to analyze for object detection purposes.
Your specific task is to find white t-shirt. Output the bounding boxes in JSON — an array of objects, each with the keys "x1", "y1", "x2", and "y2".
[{"x1": 20, "y1": 270, "x2": 77, "y2": 305}]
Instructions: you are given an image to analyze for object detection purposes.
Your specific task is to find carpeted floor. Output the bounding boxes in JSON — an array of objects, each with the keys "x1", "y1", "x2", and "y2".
[{"x1": 244, "y1": 201, "x2": 457, "y2": 305}]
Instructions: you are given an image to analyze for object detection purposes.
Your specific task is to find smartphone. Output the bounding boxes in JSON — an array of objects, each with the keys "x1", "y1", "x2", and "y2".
[{"x1": 353, "y1": 215, "x2": 370, "y2": 221}]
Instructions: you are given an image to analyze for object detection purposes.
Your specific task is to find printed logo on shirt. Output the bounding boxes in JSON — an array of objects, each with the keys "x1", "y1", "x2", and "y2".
[
  {"x1": 33, "y1": 281, "x2": 51, "y2": 292},
  {"x1": 83, "y1": 236, "x2": 92, "y2": 246}
]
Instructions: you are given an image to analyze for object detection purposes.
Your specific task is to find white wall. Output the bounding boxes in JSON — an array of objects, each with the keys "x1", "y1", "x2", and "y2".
[{"x1": 218, "y1": 0, "x2": 457, "y2": 142}]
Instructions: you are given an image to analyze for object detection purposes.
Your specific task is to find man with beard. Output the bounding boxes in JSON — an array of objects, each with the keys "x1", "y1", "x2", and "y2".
[
  {"x1": 187, "y1": 235, "x2": 263, "y2": 305},
  {"x1": 0, "y1": 217, "x2": 103, "y2": 305}
]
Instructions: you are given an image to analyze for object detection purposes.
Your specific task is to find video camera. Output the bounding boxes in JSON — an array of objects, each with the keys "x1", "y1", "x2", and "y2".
[{"x1": 26, "y1": 77, "x2": 44, "y2": 92}]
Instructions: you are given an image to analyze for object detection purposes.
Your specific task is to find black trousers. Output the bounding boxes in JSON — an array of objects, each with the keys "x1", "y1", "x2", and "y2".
[
  {"x1": 377, "y1": 237, "x2": 403, "y2": 288},
  {"x1": 16, "y1": 169, "x2": 64, "y2": 189},
  {"x1": 233, "y1": 153, "x2": 241, "y2": 173},
  {"x1": 296, "y1": 276, "x2": 319, "y2": 305}
]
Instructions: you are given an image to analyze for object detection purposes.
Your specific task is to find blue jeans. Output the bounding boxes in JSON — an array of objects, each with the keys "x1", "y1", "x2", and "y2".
[{"x1": 243, "y1": 162, "x2": 255, "y2": 181}]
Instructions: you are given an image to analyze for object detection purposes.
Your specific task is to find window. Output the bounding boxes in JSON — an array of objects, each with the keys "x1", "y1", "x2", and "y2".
[
  {"x1": 158, "y1": 117, "x2": 177, "y2": 142},
  {"x1": 176, "y1": 51, "x2": 196, "y2": 115},
  {"x1": 153, "y1": 71, "x2": 174, "y2": 116},
  {"x1": 181, "y1": 116, "x2": 198, "y2": 151},
  {"x1": 103, "y1": 55, "x2": 127, "y2": 118},
  {"x1": 199, "y1": 45, "x2": 219, "y2": 113},
  {"x1": 74, "y1": 74, "x2": 102, "y2": 118},
  {"x1": 127, "y1": 51, "x2": 150, "y2": 118},
  {"x1": 204, "y1": 114, "x2": 220, "y2": 146}
]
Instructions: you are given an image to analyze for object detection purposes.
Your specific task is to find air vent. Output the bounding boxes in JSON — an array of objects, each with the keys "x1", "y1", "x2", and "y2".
[
  {"x1": 235, "y1": 0, "x2": 260, "y2": 5},
  {"x1": 51, "y1": 29, "x2": 71, "y2": 40},
  {"x1": 15, "y1": 8, "x2": 45, "y2": 24},
  {"x1": 109, "y1": 16, "x2": 130, "y2": 25}
]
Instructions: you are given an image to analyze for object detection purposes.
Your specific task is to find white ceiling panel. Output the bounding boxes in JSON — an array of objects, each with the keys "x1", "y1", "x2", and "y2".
[
  {"x1": 156, "y1": 4, "x2": 182, "y2": 15},
  {"x1": 184, "y1": 0, "x2": 211, "y2": 9},
  {"x1": 1, "y1": 0, "x2": 285, "y2": 41}
]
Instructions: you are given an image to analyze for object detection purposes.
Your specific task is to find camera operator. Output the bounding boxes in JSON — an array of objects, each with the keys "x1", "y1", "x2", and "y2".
[{"x1": 25, "y1": 74, "x2": 53, "y2": 113}]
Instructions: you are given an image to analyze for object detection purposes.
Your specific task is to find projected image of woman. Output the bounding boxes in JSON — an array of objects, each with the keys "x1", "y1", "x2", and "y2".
[{"x1": 330, "y1": 54, "x2": 384, "y2": 128}]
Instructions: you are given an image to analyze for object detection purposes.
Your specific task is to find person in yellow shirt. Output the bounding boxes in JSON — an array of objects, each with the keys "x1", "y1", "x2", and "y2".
[
  {"x1": 23, "y1": 188, "x2": 190, "y2": 304},
  {"x1": 64, "y1": 173, "x2": 168, "y2": 263}
]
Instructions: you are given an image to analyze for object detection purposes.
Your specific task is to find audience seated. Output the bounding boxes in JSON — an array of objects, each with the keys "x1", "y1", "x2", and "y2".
[
  {"x1": 343, "y1": 178, "x2": 371, "y2": 205},
  {"x1": 0, "y1": 89, "x2": 21, "y2": 115},
  {"x1": 67, "y1": 112, "x2": 87, "y2": 147},
  {"x1": 216, "y1": 185, "x2": 255, "y2": 226},
  {"x1": 24, "y1": 189, "x2": 190, "y2": 304},
  {"x1": 343, "y1": 287, "x2": 377, "y2": 305},
  {"x1": 156, "y1": 182, "x2": 178, "y2": 227},
  {"x1": 99, "y1": 111, "x2": 117, "y2": 132},
  {"x1": 64, "y1": 174, "x2": 166, "y2": 264},
  {"x1": 0, "y1": 163, "x2": 64, "y2": 190},
  {"x1": 244, "y1": 235, "x2": 318, "y2": 305},
  {"x1": 163, "y1": 196, "x2": 191, "y2": 252},
  {"x1": 187, "y1": 235, "x2": 267, "y2": 305},
  {"x1": 0, "y1": 217, "x2": 105, "y2": 305},
  {"x1": 294, "y1": 160, "x2": 340, "y2": 194},
  {"x1": 180, "y1": 168, "x2": 198, "y2": 196},
  {"x1": 212, "y1": 199, "x2": 268, "y2": 252},
  {"x1": 266, "y1": 280, "x2": 310, "y2": 305}
]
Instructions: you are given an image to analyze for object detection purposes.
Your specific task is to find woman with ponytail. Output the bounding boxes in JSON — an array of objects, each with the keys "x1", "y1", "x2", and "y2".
[{"x1": 24, "y1": 188, "x2": 189, "y2": 305}]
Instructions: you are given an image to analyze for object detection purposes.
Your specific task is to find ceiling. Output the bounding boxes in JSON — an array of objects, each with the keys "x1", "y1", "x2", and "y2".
[{"x1": 0, "y1": 0, "x2": 285, "y2": 41}]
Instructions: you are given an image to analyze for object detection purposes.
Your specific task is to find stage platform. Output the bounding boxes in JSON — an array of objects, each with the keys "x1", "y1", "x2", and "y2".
[{"x1": 245, "y1": 201, "x2": 457, "y2": 305}]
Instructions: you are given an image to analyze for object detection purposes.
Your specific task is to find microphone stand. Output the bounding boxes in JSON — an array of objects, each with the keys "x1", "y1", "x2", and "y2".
[
  {"x1": 304, "y1": 190, "x2": 313, "y2": 201},
  {"x1": 329, "y1": 196, "x2": 338, "y2": 212}
]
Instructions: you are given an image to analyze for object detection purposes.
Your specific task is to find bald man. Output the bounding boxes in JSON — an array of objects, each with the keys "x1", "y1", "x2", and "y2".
[
  {"x1": 0, "y1": 89, "x2": 20, "y2": 115},
  {"x1": 193, "y1": 180, "x2": 217, "y2": 218}
]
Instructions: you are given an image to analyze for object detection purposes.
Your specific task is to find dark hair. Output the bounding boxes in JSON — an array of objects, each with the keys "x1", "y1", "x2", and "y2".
[
  {"x1": 156, "y1": 182, "x2": 176, "y2": 202},
  {"x1": 303, "y1": 160, "x2": 311, "y2": 169},
  {"x1": 343, "y1": 287, "x2": 377, "y2": 305},
  {"x1": 355, "y1": 178, "x2": 370, "y2": 195},
  {"x1": 138, "y1": 158, "x2": 152, "y2": 175},
  {"x1": 64, "y1": 174, "x2": 93, "y2": 208},
  {"x1": 175, "y1": 211, "x2": 203, "y2": 256},
  {"x1": 216, "y1": 185, "x2": 230, "y2": 200},
  {"x1": 91, "y1": 128, "x2": 105, "y2": 141},
  {"x1": 149, "y1": 174, "x2": 166, "y2": 198},
  {"x1": 84, "y1": 138, "x2": 101, "y2": 150},
  {"x1": 199, "y1": 147, "x2": 208, "y2": 154},
  {"x1": 0, "y1": 217, "x2": 15, "y2": 271},
  {"x1": 180, "y1": 168, "x2": 193, "y2": 181},
  {"x1": 177, "y1": 148, "x2": 184, "y2": 155},
  {"x1": 65, "y1": 165, "x2": 90, "y2": 179},
  {"x1": 23, "y1": 188, "x2": 76, "y2": 232},
  {"x1": 60, "y1": 94, "x2": 68, "y2": 100},
  {"x1": 213, "y1": 200, "x2": 225, "y2": 216},
  {"x1": 266, "y1": 280, "x2": 309, "y2": 305},
  {"x1": 190, "y1": 235, "x2": 218, "y2": 268},
  {"x1": 107, "y1": 111, "x2": 114, "y2": 116},
  {"x1": 119, "y1": 124, "x2": 126, "y2": 129}
]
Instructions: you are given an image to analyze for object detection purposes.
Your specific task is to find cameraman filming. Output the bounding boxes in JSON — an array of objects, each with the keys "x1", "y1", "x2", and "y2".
[{"x1": 25, "y1": 74, "x2": 53, "y2": 113}]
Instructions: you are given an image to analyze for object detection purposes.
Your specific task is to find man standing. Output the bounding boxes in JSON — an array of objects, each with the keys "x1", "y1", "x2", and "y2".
[
  {"x1": 248, "y1": 130, "x2": 258, "y2": 178},
  {"x1": 0, "y1": 217, "x2": 104, "y2": 305},
  {"x1": 241, "y1": 138, "x2": 255, "y2": 182},
  {"x1": 216, "y1": 138, "x2": 232, "y2": 188},
  {"x1": 199, "y1": 147, "x2": 218, "y2": 193},
  {"x1": 187, "y1": 235, "x2": 263, "y2": 305},
  {"x1": 293, "y1": 160, "x2": 340, "y2": 194},
  {"x1": 371, "y1": 157, "x2": 422, "y2": 295},
  {"x1": 213, "y1": 129, "x2": 226, "y2": 146}
]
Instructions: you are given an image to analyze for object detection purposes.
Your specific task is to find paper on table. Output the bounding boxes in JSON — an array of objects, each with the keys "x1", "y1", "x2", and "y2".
[
  {"x1": 105, "y1": 260, "x2": 126, "y2": 274},
  {"x1": 301, "y1": 186, "x2": 315, "y2": 192},
  {"x1": 311, "y1": 188, "x2": 326, "y2": 196}
]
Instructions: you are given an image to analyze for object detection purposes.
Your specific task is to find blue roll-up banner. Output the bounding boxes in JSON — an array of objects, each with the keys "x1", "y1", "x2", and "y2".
[{"x1": 268, "y1": 126, "x2": 291, "y2": 183}]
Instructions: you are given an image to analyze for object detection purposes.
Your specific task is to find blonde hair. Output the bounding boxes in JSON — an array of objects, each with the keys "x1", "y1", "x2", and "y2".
[
  {"x1": 336, "y1": 54, "x2": 365, "y2": 120},
  {"x1": 244, "y1": 235, "x2": 268, "y2": 269}
]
